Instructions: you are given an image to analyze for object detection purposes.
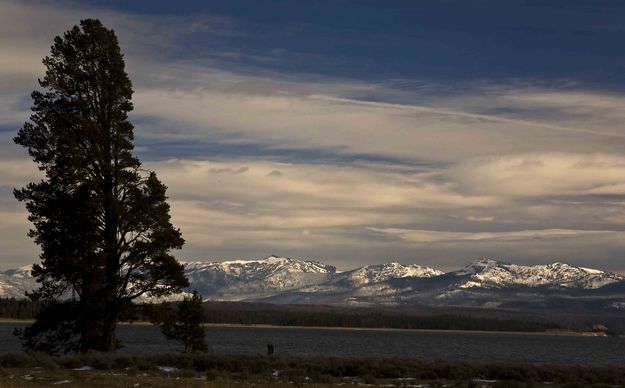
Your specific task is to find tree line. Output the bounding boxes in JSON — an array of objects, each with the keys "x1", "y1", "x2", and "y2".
[
  {"x1": 0, "y1": 298, "x2": 43, "y2": 320},
  {"x1": 0, "y1": 298, "x2": 560, "y2": 333},
  {"x1": 203, "y1": 311, "x2": 561, "y2": 332},
  {"x1": 197, "y1": 304, "x2": 562, "y2": 332}
]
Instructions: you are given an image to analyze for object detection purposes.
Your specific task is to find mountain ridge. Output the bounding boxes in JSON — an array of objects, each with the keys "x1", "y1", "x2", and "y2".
[{"x1": 1, "y1": 256, "x2": 623, "y2": 310}]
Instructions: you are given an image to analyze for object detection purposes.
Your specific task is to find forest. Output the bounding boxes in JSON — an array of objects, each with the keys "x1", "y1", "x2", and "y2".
[{"x1": 0, "y1": 297, "x2": 563, "y2": 333}]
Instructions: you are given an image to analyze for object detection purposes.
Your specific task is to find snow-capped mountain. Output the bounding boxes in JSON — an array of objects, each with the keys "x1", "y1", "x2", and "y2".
[
  {"x1": 452, "y1": 259, "x2": 623, "y2": 289},
  {"x1": 183, "y1": 255, "x2": 336, "y2": 300},
  {"x1": 0, "y1": 256, "x2": 623, "y2": 310},
  {"x1": 335, "y1": 262, "x2": 444, "y2": 287},
  {"x1": 0, "y1": 265, "x2": 36, "y2": 298},
  {"x1": 284, "y1": 261, "x2": 444, "y2": 303}
]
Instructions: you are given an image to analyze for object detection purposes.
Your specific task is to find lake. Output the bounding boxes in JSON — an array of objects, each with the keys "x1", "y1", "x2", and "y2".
[{"x1": 1, "y1": 323, "x2": 623, "y2": 366}]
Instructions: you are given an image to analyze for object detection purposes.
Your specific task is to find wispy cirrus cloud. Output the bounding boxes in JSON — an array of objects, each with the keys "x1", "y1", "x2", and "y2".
[
  {"x1": 367, "y1": 227, "x2": 619, "y2": 243},
  {"x1": 451, "y1": 153, "x2": 625, "y2": 197},
  {"x1": 4, "y1": 0, "x2": 625, "y2": 272},
  {"x1": 142, "y1": 158, "x2": 625, "y2": 271}
]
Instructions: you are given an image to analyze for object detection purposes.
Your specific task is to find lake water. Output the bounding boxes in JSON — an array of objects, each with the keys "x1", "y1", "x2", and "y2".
[{"x1": 1, "y1": 323, "x2": 624, "y2": 366}]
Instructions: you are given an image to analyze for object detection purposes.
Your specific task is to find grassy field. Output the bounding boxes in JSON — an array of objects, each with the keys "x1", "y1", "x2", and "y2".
[{"x1": 0, "y1": 352, "x2": 622, "y2": 387}]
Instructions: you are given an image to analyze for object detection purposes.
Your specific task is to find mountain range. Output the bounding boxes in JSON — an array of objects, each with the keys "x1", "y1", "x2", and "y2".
[{"x1": 1, "y1": 255, "x2": 624, "y2": 311}]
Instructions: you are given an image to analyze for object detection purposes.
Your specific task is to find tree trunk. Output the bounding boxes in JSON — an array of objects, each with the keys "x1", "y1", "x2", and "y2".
[
  {"x1": 80, "y1": 264, "x2": 104, "y2": 353},
  {"x1": 100, "y1": 122, "x2": 120, "y2": 352},
  {"x1": 100, "y1": 302, "x2": 119, "y2": 351}
]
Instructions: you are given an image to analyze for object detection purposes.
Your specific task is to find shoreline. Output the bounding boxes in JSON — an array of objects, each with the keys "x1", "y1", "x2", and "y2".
[
  {"x1": 0, "y1": 318, "x2": 600, "y2": 337},
  {"x1": 197, "y1": 323, "x2": 592, "y2": 336}
]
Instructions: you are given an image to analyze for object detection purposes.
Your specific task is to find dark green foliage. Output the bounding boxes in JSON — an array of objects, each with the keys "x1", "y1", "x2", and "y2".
[
  {"x1": 14, "y1": 301, "x2": 81, "y2": 354},
  {"x1": 13, "y1": 19, "x2": 188, "y2": 353},
  {"x1": 198, "y1": 302, "x2": 562, "y2": 332},
  {"x1": 151, "y1": 291, "x2": 208, "y2": 353},
  {"x1": 0, "y1": 297, "x2": 43, "y2": 320},
  {"x1": 0, "y1": 297, "x2": 564, "y2": 333}
]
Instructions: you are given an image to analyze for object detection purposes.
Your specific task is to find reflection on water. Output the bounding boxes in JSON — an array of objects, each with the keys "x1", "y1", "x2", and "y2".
[{"x1": 1, "y1": 323, "x2": 623, "y2": 365}]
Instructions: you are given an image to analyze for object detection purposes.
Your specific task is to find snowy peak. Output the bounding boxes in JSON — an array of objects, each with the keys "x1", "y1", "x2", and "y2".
[
  {"x1": 0, "y1": 265, "x2": 36, "y2": 298},
  {"x1": 457, "y1": 258, "x2": 506, "y2": 275},
  {"x1": 182, "y1": 255, "x2": 336, "y2": 300},
  {"x1": 1, "y1": 257, "x2": 623, "y2": 306},
  {"x1": 454, "y1": 259, "x2": 624, "y2": 289},
  {"x1": 3, "y1": 265, "x2": 33, "y2": 278},
  {"x1": 341, "y1": 262, "x2": 443, "y2": 286},
  {"x1": 184, "y1": 255, "x2": 335, "y2": 276}
]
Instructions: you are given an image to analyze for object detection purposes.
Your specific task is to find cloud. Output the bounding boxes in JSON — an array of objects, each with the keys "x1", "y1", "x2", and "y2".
[
  {"x1": 367, "y1": 227, "x2": 617, "y2": 243},
  {"x1": 129, "y1": 158, "x2": 493, "y2": 266},
  {"x1": 5, "y1": 150, "x2": 625, "y2": 271},
  {"x1": 123, "y1": 70, "x2": 625, "y2": 168},
  {"x1": 151, "y1": 159, "x2": 495, "y2": 211},
  {"x1": 5, "y1": 1, "x2": 625, "y2": 166},
  {"x1": 451, "y1": 152, "x2": 625, "y2": 197},
  {"x1": 364, "y1": 226, "x2": 625, "y2": 272},
  {"x1": 208, "y1": 166, "x2": 249, "y2": 174},
  {"x1": 4, "y1": 0, "x2": 625, "y2": 272},
  {"x1": 0, "y1": 207, "x2": 39, "y2": 268},
  {"x1": 0, "y1": 0, "x2": 236, "y2": 125},
  {"x1": 134, "y1": 158, "x2": 625, "y2": 271}
]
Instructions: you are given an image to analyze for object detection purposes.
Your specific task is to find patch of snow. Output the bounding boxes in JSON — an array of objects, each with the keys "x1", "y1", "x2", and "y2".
[
  {"x1": 52, "y1": 380, "x2": 72, "y2": 385},
  {"x1": 157, "y1": 366, "x2": 178, "y2": 373},
  {"x1": 474, "y1": 378, "x2": 498, "y2": 383},
  {"x1": 72, "y1": 366, "x2": 94, "y2": 371},
  {"x1": 610, "y1": 302, "x2": 625, "y2": 310}
]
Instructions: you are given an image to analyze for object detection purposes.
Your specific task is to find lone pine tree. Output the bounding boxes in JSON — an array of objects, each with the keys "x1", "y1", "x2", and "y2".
[
  {"x1": 14, "y1": 19, "x2": 189, "y2": 353},
  {"x1": 152, "y1": 291, "x2": 208, "y2": 353}
]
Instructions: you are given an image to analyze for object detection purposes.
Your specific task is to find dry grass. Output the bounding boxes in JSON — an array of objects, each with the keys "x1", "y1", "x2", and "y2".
[{"x1": 0, "y1": 352, "x2": 622, "y2": 387}]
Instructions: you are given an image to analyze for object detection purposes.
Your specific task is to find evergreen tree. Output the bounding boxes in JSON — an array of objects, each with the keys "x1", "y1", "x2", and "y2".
[
  {"x1": 153, "y1": 291, "x2": 208, "y2": 353},
  {"x1": 14, "y1": 19, "x2": 189, "y2": 353}
]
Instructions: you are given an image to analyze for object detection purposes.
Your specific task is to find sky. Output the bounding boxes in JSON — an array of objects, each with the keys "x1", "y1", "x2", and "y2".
[{"x1": 3, "y1": 0, "x2": 625, "y2": 272}]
